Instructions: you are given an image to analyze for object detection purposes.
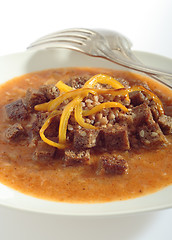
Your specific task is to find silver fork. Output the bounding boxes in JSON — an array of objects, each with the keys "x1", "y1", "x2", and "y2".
[{"x1": 28, "y1": 28, "x2": 172, "y2": 88}]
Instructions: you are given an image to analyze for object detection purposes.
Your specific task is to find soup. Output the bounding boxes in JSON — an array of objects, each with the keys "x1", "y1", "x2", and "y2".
[{"x1": 0, "y1": 67, "x2": 171, "y2": 203}]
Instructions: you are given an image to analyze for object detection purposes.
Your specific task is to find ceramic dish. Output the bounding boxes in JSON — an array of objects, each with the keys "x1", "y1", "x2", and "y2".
[{"x1": 0, "y1": 48, "x2": 171, "y2": 216}]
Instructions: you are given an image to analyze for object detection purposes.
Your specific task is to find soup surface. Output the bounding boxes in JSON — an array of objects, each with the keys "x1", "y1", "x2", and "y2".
[{"x1": 0, "y1": 67, "x2": 171, "y2": 203}]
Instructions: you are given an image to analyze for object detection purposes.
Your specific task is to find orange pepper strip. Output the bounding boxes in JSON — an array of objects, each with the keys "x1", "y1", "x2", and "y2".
[
  {"x1": 37, "y1": 75, "x2": 164, "y2": 149},
  {"x1": 57, "y1": 81, "x2": 99, "y2": 142},
  {"x1": 74, "y1": 102, "x2": 97, "y2": 129},
  {"x1": 34, "y1": 102, "x2": 49, "y2": 112},
  {"x1": 55, "y1": 81, "x2": 73, "y2": 93},
  {"x1": 40, "y1": 111, "x2": 66, "y2": 149},
  {"x1": 48, "y1": 88, "x2": 97, "y2": 112},
  {"x1": 35, "y1": 88, "x2": 96, "y2": 112},
  {"x1": 94, "y1": 88, "x2": 128, "y2": 97},
  {"x1": 58, "y1": 98, "x2": 79, "y2": 144},
  {"x1": 83, "y1": 102, "x2": 128, "y2": 117},
  {"x1": 84, "y1": 74, "x2": 130, "y2": 101},
  {"x1": 129, "y1": 86, "x2": 164, "y2": 115},
  {"x1": 84, "y1": 74, "x2": 124, "y2": 89}
]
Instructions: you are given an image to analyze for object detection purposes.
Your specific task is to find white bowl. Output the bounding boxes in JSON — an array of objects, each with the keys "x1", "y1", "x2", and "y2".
[{"x1": 0, "y1": 48, "x2": 172, "y2": 216}]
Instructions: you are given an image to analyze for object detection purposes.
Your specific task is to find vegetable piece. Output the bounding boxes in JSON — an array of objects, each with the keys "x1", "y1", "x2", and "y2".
[
  {"x1": 55, "y1": 81, "x2": 73, "y2": 93},
  {"x1": 82, "y1": 102, "x2": 128, "y2": 117},
  {"x1": 94, "y1": 88, "x2": 128, "y2": 97},
  {"x1": 35, "y1": 88, "x2": 96, "y2": 112},
  {"x1": 84, "y1": 74, "x2": 124, "y2": 89},
  {"x1": 35, "y1": 74, "x2": 163, "y2": 150},
  {"x1": 75, "y1": 102, "x2": 97, "y2": 129},
  {"x1": 84, "y1": 74, "x2": 129, "y2": 101},
  {"x1": 40, "y1": 111, "x2": 66, "y2": 149},
  {"x1": 34, "y1": 102, "x2": 49, "y2": 112},
  {"x1": 129, "y1": 86, "x2": 164, "y2": 115},
  {"x1": 58, "y1": 98, "x2": 79, "y2": 144}
]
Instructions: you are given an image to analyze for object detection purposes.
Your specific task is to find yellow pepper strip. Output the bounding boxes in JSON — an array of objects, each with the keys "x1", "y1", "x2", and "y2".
[
  {"x1": 84, "y1": 74, "x2": 124, "y2": 89},
  {"x1": 58, "y1": 98, "x2": 79, "y2": 144},
  {"x1": 129, "y1": 85, "x2": 164, "y2": 115},
  {"x1": 36, "y1": 74, "x2": 164, "y2": 149},
  {"x1": 94, "y1": 88, "x2": 129, "y2": 98},
  {"x1": 83, "y1": 102, "x2": 128, "y2": 117},
  {"x1": 48, "y1": 88, "x2": 97, "y2": 112},
  {"x1": 84, "y1": 74, "x2": 130, "y2": 101},
  {"x1": 55, "y1": 81, "x2": 73, "y2": 93},
  {"x1": 35, "y1": 88, "x2": 96, "y2": 112},
  {"x1": 40, "y1": 111, "x2": 66, "y2": 149},
  {"x1": 74, "y1": 102, "x2": 97, "y2": 129},
  {"x1": 59, "y1": 94, "x2": 97, "y2": 144},
  {"x1": 34, "y1": 102, "x2": 49, "y2": 112}
]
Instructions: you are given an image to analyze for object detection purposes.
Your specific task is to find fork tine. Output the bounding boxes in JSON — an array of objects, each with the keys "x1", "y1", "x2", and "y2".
[
  {"x1": 29, "y1": 36, "x2": 84, "y2": 45},
  {"x1": 28, "y1": 28, "x2": 96, "y2": 49},
  {"x1": 37, "y1": 33, "x2": 89, "y2": 42},
  {"x1": 37, "y1": 28, "x2": 94, "y2": 42},
  {"x1": 59, "y1": 28, "x2": 94, "y2": 35},
  {"x1": 28, "y1": 36, "x2": 87, "y2": 50},
  {"x1": 27, "y1": 40, "x2": 86, "y2": 53}
]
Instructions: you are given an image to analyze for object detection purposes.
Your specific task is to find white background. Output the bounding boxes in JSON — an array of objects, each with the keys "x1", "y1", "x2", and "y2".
[
  {"x1": 0, "y1": 0, "x2": 172, "y2": 239},
  {"x1": 0, "y1": 0, "x2": 172, "y2": 58}
]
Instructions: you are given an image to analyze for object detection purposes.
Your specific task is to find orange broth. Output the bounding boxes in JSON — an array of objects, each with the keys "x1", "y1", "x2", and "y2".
[{"x1": 0, "y1": 67, "x2": 171, "y2": 203}]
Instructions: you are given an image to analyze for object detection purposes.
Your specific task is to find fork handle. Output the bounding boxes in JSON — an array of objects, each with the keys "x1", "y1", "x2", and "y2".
[
  {"x1": 101, "y1": 48, "x2": 172, "y2": 88},
  {"x1": 122, "y1": 49, "x2": 172, "y2": 88}
]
